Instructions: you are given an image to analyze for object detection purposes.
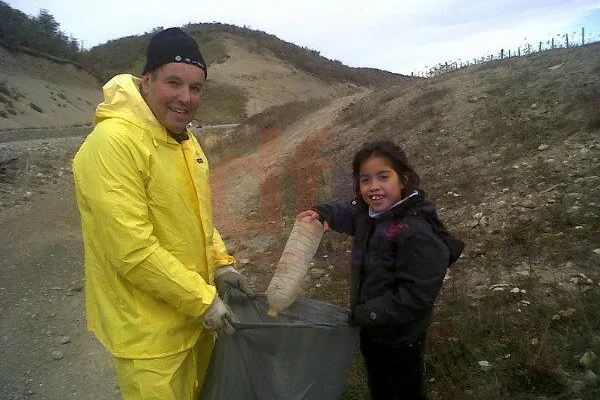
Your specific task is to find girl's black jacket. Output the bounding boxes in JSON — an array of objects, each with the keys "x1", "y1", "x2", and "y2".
[{"x1": 313, "y1": 189, "x2": 464, "y2": 345}]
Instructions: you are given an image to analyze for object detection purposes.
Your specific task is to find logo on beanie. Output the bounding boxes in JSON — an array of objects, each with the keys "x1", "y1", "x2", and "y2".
[{"x1": 172, "y1": 55, "x2": 206, "y2": 70}]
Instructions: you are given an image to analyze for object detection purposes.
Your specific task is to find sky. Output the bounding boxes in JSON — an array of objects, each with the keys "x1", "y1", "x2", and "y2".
[{"x1": 6, "y1": 0, "x2": 600, "y2": 75}]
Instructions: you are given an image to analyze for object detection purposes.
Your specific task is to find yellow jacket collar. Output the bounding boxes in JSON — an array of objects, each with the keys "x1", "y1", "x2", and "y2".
[{"x1": 93, "y1": 74, "x2": 185, "y2": 145}]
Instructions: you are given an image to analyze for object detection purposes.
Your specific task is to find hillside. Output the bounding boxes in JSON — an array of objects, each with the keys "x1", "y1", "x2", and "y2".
[
  {"x1": 0, "y1": 45, "x2": 102, "y2": 131},
  {"x1": 0, "y1": 23, "x2": 412, "y2": 130},
  {"x1": 1, "y1": 26, "x2": 599, "y2": 400},
  {"x1": 81, "y1": 23, "x2": 411, "y2": 90},
  {"x1": 207, "y1": 42, "x2": 600, "y2": 399}
]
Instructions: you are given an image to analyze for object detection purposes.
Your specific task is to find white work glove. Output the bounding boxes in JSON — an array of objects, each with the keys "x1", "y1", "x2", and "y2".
[
  {"x1": 202, "y1": 295, "x2": 237, "y2": 336},
  {"x1": 214, "y1": 266, "x2": 255, "y2": 297}
]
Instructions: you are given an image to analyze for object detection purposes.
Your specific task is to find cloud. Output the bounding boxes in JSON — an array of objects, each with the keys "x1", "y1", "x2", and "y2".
[
  {"x1": 302, "y1": 0, "x2": 600, "y2": 73},
  {"x1": 6, "y1": 0, "x2": 600, "y2": 75}
]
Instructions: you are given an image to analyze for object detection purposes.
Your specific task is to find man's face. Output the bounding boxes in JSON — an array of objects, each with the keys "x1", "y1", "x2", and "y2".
[{"x1": 141, "y1": 63, "x2": 205, "y2": 135}]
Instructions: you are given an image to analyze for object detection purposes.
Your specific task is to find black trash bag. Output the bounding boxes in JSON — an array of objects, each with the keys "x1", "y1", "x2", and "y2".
[{"x1": 200, "y1": 289, "x2": 359, "y2": 400}]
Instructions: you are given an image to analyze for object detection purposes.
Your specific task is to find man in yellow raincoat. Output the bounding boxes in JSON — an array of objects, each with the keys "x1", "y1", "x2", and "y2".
[{"x1": 73, "y1": 27, "x2": 253, "y2": 400}]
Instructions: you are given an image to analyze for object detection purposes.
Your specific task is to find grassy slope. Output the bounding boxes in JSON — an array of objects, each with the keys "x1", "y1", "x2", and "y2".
[{"x1": 335, "y1": 44, "x2": 600, "y2": 399}]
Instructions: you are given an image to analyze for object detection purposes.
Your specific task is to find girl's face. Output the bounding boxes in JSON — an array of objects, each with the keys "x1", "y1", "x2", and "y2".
[{"x1": 359, "y1": 155, "x2": 405, "y2": 213}]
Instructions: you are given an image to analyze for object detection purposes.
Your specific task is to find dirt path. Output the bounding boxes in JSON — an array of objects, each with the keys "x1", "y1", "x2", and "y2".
[
  {"x1": 211, "y1": 92, "x2": 366, "y2": 237},
  {"x1": 0, "y1": 175, "x2": 120, "y2": 399}
]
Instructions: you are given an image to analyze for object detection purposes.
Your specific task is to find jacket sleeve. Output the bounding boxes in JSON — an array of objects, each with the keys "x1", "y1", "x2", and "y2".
[
  {"x1": 125, "y1": 249, "x2": 216, "y2": 317},
  {"x1": 313, "y1": 201, "x2": 356, "y2": 236},
  {"x1": 353, "y1": 222, "x2": 449, "y2": 327},
  {"x1": 73, "y1": 129, "x2": 215, "y2": 317},
  {"x1": 212, "y1": 228, "x2": 237, "y2": 268}
]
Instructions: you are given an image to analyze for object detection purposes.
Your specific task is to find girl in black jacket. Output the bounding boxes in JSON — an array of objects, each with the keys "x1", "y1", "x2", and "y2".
[{"x1": 297, "y1": 140, "x2": 463, "y2": 400}]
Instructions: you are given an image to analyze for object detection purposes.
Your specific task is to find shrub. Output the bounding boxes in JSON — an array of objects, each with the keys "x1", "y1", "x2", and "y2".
[
  {"x1": 0, "y1": 80, "x2": 11, "y2": 97},
  {"x1": 0, "y1": 93, "x2": 13, "y2": 107},
  {"x1": 29, "y1": 103, "x2": 43, "y2": 113}
]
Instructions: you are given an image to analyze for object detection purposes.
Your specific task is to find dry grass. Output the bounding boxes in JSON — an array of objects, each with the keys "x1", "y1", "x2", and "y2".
[{"x1": 426, "y1": 272, "x2": 600, "y2": 400}]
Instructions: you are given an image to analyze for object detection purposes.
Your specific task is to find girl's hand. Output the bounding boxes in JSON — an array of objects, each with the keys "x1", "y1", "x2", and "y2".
[
  {"x1": 296, "y1": 209, "x2": 319, "y2": 221},
  {"x1": 296, "y1": 210, "x2": 330, "y2": 232}
]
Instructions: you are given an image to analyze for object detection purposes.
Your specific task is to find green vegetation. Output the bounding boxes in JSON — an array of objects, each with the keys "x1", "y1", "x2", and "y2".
[
  {"x1": 75, "y1": 27, "x2": 230, "y2": 82},
  {"x1": 67, "y1": 21, "x2": 409, "y2": 124},
  {"x1": 0, "y1": 79, "x2": 22, "y2": 118},
  {"x1": 76, "y1": 33, "x2": 152, "y2": 81},
  {"x1": 0, "y1": 1, "x2": 80, "y2": 60},
  {"x1": 0, "y1": 80, "x2": 11, "y2": 98},
  {"x1": 0, "y1": 79, "x2": 22, "y2": 101},
  {"x1": 196, "y1": 82, "x2": 247, "y2": 125},
  {"x1": 0, "y1": 93, "x2": 13, "y2": 107},
  {"x1": 29, "y1": 102, "x2": 42, "y2": 113}
]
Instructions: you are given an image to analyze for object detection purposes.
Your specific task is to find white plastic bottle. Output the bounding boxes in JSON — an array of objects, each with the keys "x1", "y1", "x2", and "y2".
[{"x1": 266, "y1": 218, "x2": 324, "y2": 316}]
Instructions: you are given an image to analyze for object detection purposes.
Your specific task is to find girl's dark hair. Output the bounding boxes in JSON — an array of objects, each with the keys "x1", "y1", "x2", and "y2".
[{"x1": 352, "y1": 140, "x2": 420, "y2": 204}]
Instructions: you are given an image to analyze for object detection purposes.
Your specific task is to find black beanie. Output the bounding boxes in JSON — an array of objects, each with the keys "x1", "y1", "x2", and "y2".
[{"x1": 142, "y1": 27, "x2": 207, "y2": 78}]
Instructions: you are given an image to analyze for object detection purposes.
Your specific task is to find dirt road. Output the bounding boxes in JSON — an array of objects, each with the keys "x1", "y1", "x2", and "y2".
[{"x1": 0, "y1": 134, "x2": 120, "y2": 399}]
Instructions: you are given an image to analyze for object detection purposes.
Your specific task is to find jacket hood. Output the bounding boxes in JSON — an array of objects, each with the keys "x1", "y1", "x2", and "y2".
[
  {"x1": 398, "y1": 189, "x2": 435, "y2": 218},
  {"x1": 395, "y1": 189, "x2": 465, "y2": 266},
  {"x1": 93, "y1": 74, "x2": 173, "y2": 143},
  {"x1": 377, "y1": 189, "x2": 465, "y2": 266}
]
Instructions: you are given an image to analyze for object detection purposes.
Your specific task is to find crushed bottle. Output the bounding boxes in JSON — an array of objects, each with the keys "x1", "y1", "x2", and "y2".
[{"x1": 266, "y1": 218, "x2": 324, "y2": 317}]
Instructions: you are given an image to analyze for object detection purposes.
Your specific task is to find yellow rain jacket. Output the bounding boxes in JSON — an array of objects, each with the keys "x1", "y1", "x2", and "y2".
[{"x1": 73, "y1": 74, "x2": 235, "y2": 359}]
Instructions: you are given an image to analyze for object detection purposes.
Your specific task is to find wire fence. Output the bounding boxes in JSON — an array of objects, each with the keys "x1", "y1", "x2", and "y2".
[{"x1": 412, "y1": 27, "x2": 600, "y2": 78}]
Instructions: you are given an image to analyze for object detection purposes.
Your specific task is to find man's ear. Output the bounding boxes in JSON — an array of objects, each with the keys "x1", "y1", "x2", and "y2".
[{"x1": 140, "y1": 74, "x2": 150, "y2": 95}]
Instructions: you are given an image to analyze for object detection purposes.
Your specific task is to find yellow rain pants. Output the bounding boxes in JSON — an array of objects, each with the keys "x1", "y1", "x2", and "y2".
[{"x1": 114, "y1": 332, "x2": 215, "y2": 400}]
